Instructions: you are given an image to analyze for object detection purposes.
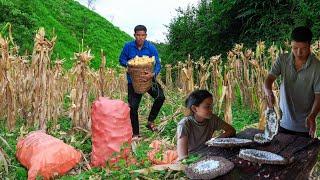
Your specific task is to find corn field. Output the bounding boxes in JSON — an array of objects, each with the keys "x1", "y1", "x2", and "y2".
[{"x1": 1, "y1": 28, "x2": 320, "y2": 132}]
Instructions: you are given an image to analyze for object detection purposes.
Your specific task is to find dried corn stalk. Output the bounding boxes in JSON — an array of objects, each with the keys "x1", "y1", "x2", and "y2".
[
  {"x1": 29, "y1": 28, "x2": 56, "y2": 130},
  {"x1": 223, "y1": 68, "x2": 233, "y2": 125},
  {"x1": 104, "y1": 68, "x2": 116, "y2": 97},
  {"x1": 97, "y1": 50, "x2": 106, "y2": 97},
  {"x1": 197, "y1": 57, "x2": 210, "y2": 89},
  {"x1": 0, "y1": 35, "x2": 16, "y2": 130},
  {"x1": 70, "y1": 50, "x2": 93, "y2": 129},
  {"x1": 165, "y1": 64, "x2": 173, "y2": 89},
  {"x1": 174, "y1": 61, "x2": 183, "y2": 91},
  {"x1": 209, "y1": 55, "x2": 222, "y2": 103},
  {"x1": 50, "y1": 59, "x2": 65, "y2": 126},
  {"x1": 231, "y1": 44, "x2": 251, "y2": 107},
  {"x1": 180, "y1": 63, "x2": 189, "y2": 94},
  {"x1": 186, "y1": 55, "x2": 195, "y2": 93},
  {"x1": 13, "y1": 56, "x2": 31, "y2": 120},
  {"x1": 118, "y1": 68, "x2": 127, "y2": 100}
]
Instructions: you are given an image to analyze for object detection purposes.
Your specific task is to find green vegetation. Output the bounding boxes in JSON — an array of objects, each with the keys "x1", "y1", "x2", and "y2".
[
  {"x1": 164, "y1": 0, "x2": 320, "y2": 64},
  {"x1": 0, "y1": 0, "x2": 132, "y2": 69}
]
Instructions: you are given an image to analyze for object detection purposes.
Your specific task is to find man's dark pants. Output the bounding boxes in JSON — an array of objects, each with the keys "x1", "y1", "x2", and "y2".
[
  {"x1": 279, "y1": 126, "x2": 311, "y2": 138},
  {"x1": 128, "y1": 80, "x2": 165, "y2": 135}
]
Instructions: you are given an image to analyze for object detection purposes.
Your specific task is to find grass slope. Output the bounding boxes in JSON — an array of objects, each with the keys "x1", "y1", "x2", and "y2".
[{"x1": 0, "y1": 0, "x2": 133, "y2": 69}]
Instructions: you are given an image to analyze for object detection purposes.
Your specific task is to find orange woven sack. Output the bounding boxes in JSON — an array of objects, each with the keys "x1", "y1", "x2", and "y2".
[
  {"x1": 90, "y1": 97, "x2": 132, "y2": 167},
  {"x1": 16, "y1": 131, "x2": 81, "y2": 180}
]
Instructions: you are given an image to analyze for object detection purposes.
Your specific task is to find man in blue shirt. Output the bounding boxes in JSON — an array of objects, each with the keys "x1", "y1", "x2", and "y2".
[{"x1": 119, "y1": 25, "x2": 165, "y2": 139}]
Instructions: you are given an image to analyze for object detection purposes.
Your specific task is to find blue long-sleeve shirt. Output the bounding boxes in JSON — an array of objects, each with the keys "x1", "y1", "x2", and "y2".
[{"x1": 119, "y1": 40, "x2": 161, "y2": 83}]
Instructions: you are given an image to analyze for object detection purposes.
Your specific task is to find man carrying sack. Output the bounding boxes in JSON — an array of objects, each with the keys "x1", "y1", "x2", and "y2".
[{"x1": 119, "y1": 25, "x2": 165, "y2": 140}]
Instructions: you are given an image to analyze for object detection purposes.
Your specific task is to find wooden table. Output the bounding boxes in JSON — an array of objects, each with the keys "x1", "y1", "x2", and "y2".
[{"x1": 206, "y1": 128, "x2": 320, "y2": 180}]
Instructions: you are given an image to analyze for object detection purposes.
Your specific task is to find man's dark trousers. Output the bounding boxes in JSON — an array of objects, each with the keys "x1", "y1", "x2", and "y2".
[{"x1": 128, "y1": 80, "x2": 165, "y2": 135}]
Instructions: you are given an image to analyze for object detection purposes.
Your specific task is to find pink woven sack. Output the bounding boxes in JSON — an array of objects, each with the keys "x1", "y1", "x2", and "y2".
[
  {"x1": 16, "y1": 131, "x2": 81, "y2": 180},
  {"x1": 90, "y1": 97, "x2": 132, "y2": 167}
]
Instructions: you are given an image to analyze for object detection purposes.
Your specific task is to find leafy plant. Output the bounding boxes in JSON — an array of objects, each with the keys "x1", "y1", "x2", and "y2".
[
  {"x1": 181, "y1": 154, "x2": 201, "y2": 165},
  {"x1": 164, "y1": 0, "x2": 320, "y2": 64}
]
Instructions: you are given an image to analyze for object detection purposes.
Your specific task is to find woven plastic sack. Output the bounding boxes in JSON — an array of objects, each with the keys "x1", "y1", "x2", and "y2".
[
  {"x1": 90, "y1": 97, "x2": 132, "y2": 167},
  {"x1": 16, "y1": 131, "x2": 81, "y2": 180}
]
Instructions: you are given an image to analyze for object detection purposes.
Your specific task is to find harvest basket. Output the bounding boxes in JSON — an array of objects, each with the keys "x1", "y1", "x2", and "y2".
[{"x1": 128, "y1": 62, "x2": 154, "y2": 94}]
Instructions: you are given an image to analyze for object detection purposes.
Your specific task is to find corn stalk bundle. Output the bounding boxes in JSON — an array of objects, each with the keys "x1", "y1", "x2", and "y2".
[
  {"x1": 19, "y1": 57, "x2": 33, "y2": 121},
  {"x1": 268, "y1": 44, "x2": 279, "y2": 65},
  {"x1": 195, "y1": 57, "x2": 205, "y2": 87},
  {"x1": 70, "y1": 50, "x2": 93, "y2": 129},
  {"x1": 226, "y1": 51, "x2": 237, "y2": 102},
  {"x1": 186, "y1": 56, "x2": 195, "y2": 94},
  {"x1": 222, "y1": 67, "x2": 233, "y2": 125},
  {"x1": 197, "y1": 57, "x2": 211, "y2": 89},
  {"x1": 209, "y1": 55, "x2": 223, "y2": 104},
  {"x1": 29, "y1": 28, "x2": 56, "y2": 130},
  {"x1": 165, "y1": 64, "x2": 173, "y2": 89},
  {"x1": 49, "y1": 59, "x2": 65, "y2": 126},
  {"x1": 242, "y1": 49, "x2": 256, "y2": 111},
  {"x1": 103, "y1": 68, "x2": 116, "y2": 97},
  {"x1": 255, "y1": 41, "x2": 266, "y2": 68},
  {"x1": 10, "y1": 56, "x2": 21, "y2": 117},
  {"x1": 87, "y1": 70, "x2": 99, "y2": 100},
  {"x1": 0, "y1": 35, "x2": 16, "y2": 130},
  {"x1": 180, "y1": 63, "x2": 190, "y2": 94},
  {"x1": 174, "y1": 61, "x2": 183, "y2": 90},
  {"x1": 97, "y1": 50, "x2": 106, "y2": 97},
  {"x1": 116, "y1": 68, "x2": 127, "y2": 100},
  {"x1": 199, "y1": 64, "x2": 211, "y2": 90},
  {"x1": 64, "y1": 70, "x2": 75, "y2": 94},
  {"x1": 232, "y1": 44, "x2": 251, "y2": 107},
  {"x1": 248, "y1": 57, "x2": 262, "y2": 110}
]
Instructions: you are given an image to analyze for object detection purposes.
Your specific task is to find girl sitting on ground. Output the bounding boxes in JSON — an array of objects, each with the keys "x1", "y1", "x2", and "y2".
[{"x1": 176, "y1": 89, "x2": 236, "y2": 160}]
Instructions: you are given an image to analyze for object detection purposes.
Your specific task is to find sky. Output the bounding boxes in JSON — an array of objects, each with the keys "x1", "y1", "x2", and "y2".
[{"x1": 77, "y1": 0, "x2": 199, "y2": 43}]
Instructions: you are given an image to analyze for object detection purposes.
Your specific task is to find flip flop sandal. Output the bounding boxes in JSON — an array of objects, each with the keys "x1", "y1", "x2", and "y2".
[
  {"x1": 132, "y1": 135, "x2": 142, "y2": 141},
  {"x1": 146, "y1": 123, "x2": 158, "y2": 132}
]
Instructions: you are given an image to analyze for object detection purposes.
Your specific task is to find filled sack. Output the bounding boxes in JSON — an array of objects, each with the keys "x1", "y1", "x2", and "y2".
[
  {"x1": 16, "y1": 131, "x2": 81, "y2": 180},
  {"x1": 90, "y1": 97, "x2": 132, "y2": 167}
]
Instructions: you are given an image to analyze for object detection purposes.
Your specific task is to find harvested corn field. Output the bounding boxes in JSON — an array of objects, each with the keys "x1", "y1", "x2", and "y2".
[{"x1": 1, "y1": 27, "x2": 320, "y2": 179}]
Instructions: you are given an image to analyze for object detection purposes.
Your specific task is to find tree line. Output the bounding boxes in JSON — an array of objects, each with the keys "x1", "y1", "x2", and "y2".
[{"x1": 159, "y1": 0, "x2": 320, "y2": 65}]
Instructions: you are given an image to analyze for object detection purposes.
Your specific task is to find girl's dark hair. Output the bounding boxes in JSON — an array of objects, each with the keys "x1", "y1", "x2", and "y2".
[{"x1": 185, "y1": 90, "x2": 213, "y2": 109}]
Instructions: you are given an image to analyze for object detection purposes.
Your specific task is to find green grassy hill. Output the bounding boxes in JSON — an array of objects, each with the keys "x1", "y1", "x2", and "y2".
[{"x1": 0, "y1": 0, "x2": 133, "y2": 69}]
